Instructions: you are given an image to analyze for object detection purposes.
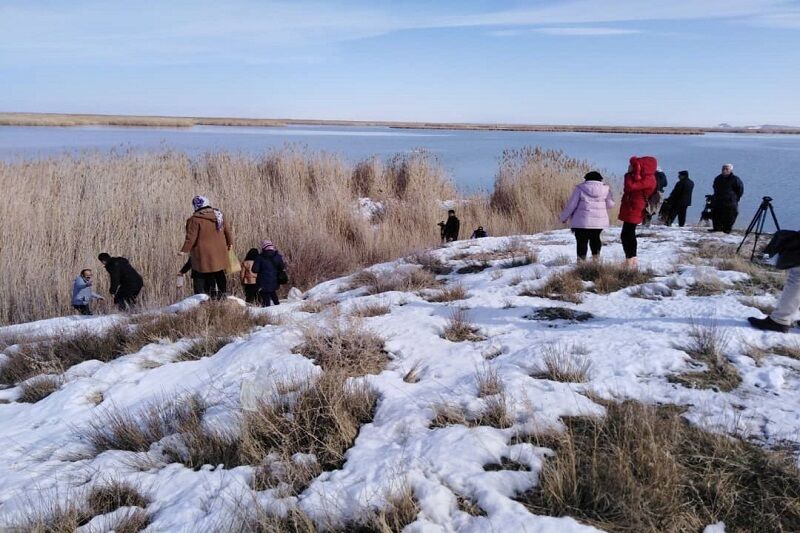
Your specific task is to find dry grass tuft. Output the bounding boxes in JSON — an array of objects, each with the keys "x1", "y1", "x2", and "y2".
[
  {"x1": 87, "y1": 479, "x2": 150, "y2": 516},
  {"x1": 244, "y1": 371, "x2": 377, "y2": 495},
  {"x1": 687, "y1": 274, "x2": 729, "y2": 296},
  {"x1": 356, "y1": 486, "x2": 420, "y2": 532},
  {"x1": 519, "y1": 400, "x2": 800, "y2": 532},
  {"x1": 176, "y1": 336, "x2": 233, "y2": 362},
  {"x1": 293, "y1": 322, "x2": 387, "y2": 377},
  {"x1": 441, "y1": 309, "x2": 485, "y2": 342},
  {"x1": 526, "y1": 270, "x2": 585, "y2": 304},
  {"x1": 430, "y1": 402, "x2": 469, "y2": 428},
  {"x1": 299, "y1": 298, "x2": 338, "y2": 314},
  {"x1": 532, "y1": 344, "x2": 592, "y2": 383},
  {"x1": 670, "y1": 324, "x2": 741, "y2": 392},
  {"x1": 475, "y1": 394, "x2": 514, "y2": 429},
  {"x1": 572, "y1": 261, "x2": 654, "y2": 294},
  {"x1": 350, "y1": 301, "x2": 392, "y2": 318},
  {"x1": 500, "y1": 250, "x2": 540, "y2": 269},
  {"x1": 423, "y1": 283, "x2": 469, "y2": 303},
  {"x1": 348, "y1": 268, "x2": 442, "y2": 295},
  {"x1": 17, "y1": 375, "x2": 63, "y2": 403},
  {"x1": 476, "y1": 366, "x2": 504, "y2": 397},
  {"x1": 1, "y1": 302, "x2": 265, "y2": 385},
  {"x1": 403, "y1": 362, "x2": 422, "y2": 384},
  {"x1": 407, "y1": 251, "x2": 453, "y2": 275},
  {"x1": 772, "y1": 342, "x2": 800, "y2": 360},
  {"x1": 79, "y1": 394, "x2": 206, "y2": 454}
]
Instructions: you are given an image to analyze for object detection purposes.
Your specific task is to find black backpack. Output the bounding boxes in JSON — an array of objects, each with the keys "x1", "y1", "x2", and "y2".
[{"x1": 267, "y1": 255, "x2": 289, "y2": 285}]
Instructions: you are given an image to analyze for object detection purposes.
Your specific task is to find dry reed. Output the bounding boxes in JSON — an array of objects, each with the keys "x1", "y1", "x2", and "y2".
[{"x1": 0, "y1": 147, "x2": 592, "y2": 324}]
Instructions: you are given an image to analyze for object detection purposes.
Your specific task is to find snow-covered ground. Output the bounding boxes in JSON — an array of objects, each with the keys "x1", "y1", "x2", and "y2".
[{"x1": 0, "y1": 227, "x2": 797, "y2": 532}]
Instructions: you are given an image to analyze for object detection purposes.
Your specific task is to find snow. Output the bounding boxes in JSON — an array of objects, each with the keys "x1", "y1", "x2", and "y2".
[{"x1": 0, "y1": 227, "x2": 797, "y2": 532}]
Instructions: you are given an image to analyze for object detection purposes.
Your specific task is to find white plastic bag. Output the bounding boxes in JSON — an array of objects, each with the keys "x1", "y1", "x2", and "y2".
[
  {"x1": 286, "y1": 287, "x2": 304, "y2": 302},
  {"x1": 176, "y1": 275, "x2": 185, "y2": 288}
]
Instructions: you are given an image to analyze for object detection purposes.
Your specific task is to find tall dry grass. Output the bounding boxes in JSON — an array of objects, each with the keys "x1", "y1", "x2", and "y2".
[{"x1": 0, "y1": 146, "x2": 595, "y2": 324}]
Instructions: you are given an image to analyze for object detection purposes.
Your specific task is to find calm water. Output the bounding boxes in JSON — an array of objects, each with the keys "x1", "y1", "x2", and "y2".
[{"x1": 1, "y1": 124, "x2": 798, "y2": 228}]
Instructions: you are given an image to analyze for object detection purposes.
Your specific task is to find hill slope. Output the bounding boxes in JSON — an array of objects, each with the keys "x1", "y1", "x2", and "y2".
[{"x1": 0, "y1": 228, "x2": 798, "y2": 532}]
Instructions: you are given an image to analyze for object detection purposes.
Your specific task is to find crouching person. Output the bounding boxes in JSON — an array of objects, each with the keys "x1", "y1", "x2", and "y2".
[
  {"x1": 252, "y1": 240, "x2": 286, "y2": 307},
  {"x1": 72, "y1": 269, "x2": 105, "y2": 315},
  {"x1": 748, "y1": 230, "x2": 800, "y2": 333},
  {"x1": 98, "y1": 253, "x2": 144, "y2": 310}
]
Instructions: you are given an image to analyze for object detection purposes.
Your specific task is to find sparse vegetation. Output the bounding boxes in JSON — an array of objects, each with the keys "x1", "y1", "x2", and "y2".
[
  {"x1": 572, "y1": 261, "x2": 654, "y2": 294},
  {"x1": 519, "y1": 400, "x2": 800, "y2": 532},
  {"x1": 441, "y1": 309, "x2": 485, "y2": 342},
  {"x1": 407, "y1": 252, "x2": 453, "y2": 275},
  {"x1": 1, "y1": 301, "x2": 267, "y2": 385},
  {"x1": 424, "y1": 283, "x2": 469, "y2": 303},
  {"x1": 526, "y1": 270, "x2": 585, "y2": 304},
  {"x1": 347, "y1": 268, "x2": 442, "y2": 295},
  {"x1": 476, "y1": 366, "x2": 504, "y2": 397},
  {"x1": 176, "y1": 336, "x2": 233, "y2": 362},
  {"x1": 456, "y1": 260, "x2": 491, "y2": 275},
  {"x1": 17, "y1": 375, "x2": 62, "y2": 403},
  {"x1": 350, "y1": 302, "x2": 391, "y2": 318},
  {"x1": 670, "y1": 324, "x2": 741, "y2": 392},
  {"x1": 524, "y1": 307, "x2": 593, "y2": 323},
  {"x1": 299, "y1": 298, "x2": 338, "y2": 313},
  {"x1": 532, "y1": 344, "x2": 592, "y2": 383},
  {"x1": 292, "y1": 322, "x2": 387, "y2": 377}
]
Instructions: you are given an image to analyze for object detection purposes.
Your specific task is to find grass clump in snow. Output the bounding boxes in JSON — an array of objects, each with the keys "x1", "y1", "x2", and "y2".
[
  {"x1": 456, "y1": 259, "x2": 491, "y2": 275},
  {"x1": 430, "y1": 395, "x2": 513, "y2": 430},
  {"x1": 441, "y1": 309, "x2": 485, "y2": 342},
  {"x1": 686, "y1": 274, "x2": 729, "y2": 296},
  {"x1": 772, "y1": 341, "x2": 800, "y2": 360},
  {"x1": 244, "y1": 371, "x2": 377, "y2": 495},
  {"x1": 350, "y1": 301, "x2": 391, "y2": 318},
  {"x1": 293, "y1": 322, "x2": 387, "y2": 377},
  {"x1": 347, "y1": 268, "x2": 442, "y2": 295},
  {"x1": 407, "y1": 251, "x2": 453, "y2": 275},
  {"x1": 532, "y1": 344, "x2": 592, "y2": 383},
  {"x1": 572, "y1": 261, "x2": 654, "y2": 294},
  {"x1": 176, "y1": 336, "x2": 233, "y2": 362},
  {"x1": 6, "y1": 481, "x2": 151, "y2": 533},
  {"x1": 519, "y1": 400, "x2": 800, "y2": 532},
  {"x1": 1, "y1": 301, "x2": 268, "y2": 385},
  {"x1": 299, "y1": 298, "x2": 338, "y2": 314},
  {"x1": 476, "y1": 366, "x2": 504, "y2": 397},
  {"x1": 424, "y1": 283, "x2": 469, "y2": 303},
  {"x1": 670, "y1": 324, "x2": 741, "y2": 392},
  {"x1": 499, "y1": 251, "x2": 539, "y2": 269},
  {"x1": 524, "y1": 270, "x2": 585, "y2": 304},
  {"x1": 79, "y1": 394, "x2": 206, "y2": 454},
  {"x1": 17, "y1": 375, "x2": 62, "y2": 403}
]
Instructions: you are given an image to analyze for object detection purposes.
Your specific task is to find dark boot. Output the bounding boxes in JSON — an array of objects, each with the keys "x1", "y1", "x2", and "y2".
[{"x1": 747, "y1": 316, "x2": 790, "y2": 333}]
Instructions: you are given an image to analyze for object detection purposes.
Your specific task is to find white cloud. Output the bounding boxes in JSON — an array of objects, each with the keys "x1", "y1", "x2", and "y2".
[{"x1": 534, "y1": 26, "x2": 641, "y2": 36}]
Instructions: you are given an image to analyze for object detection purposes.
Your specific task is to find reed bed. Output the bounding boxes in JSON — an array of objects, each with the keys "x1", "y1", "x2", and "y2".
[{"x1": 0, "y1": 146, "x2": 594, "y2": 324}]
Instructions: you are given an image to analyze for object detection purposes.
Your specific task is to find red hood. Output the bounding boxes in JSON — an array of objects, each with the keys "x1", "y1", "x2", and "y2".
[{"x1": 629, "y1": 156, "x2": 658, "y2": 179}]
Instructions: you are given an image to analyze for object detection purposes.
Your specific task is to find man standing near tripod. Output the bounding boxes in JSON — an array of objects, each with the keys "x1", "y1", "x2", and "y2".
[{"x1": 710, "y1": 163, "x2": 744, "y2": 233}]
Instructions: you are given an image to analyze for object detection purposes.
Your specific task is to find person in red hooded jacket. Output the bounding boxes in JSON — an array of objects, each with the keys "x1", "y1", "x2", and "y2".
[{"x1": 618, "y1": 156, "x2": 658, "y2": 268}]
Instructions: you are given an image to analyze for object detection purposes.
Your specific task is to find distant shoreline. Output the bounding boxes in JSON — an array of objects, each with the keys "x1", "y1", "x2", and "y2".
[{"x1": 1, "y1": 112, "x2": 799, "y2": 136}]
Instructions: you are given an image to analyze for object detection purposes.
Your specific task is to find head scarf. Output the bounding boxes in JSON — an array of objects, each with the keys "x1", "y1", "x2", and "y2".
[
  {"x1": 261, "y1": 239, "x2": 276, "y2": 251},
  {"x1": 192, "y1": 195, "x2": 224, "y2": 231}
]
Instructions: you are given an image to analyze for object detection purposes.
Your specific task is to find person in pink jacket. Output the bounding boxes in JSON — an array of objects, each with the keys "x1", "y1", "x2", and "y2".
[{"x1": 560, "y1": 171, "x2": 615, "y2": 261}]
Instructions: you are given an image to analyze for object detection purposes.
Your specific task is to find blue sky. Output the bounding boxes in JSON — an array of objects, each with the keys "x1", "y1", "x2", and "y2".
[{"x1": 2, "y1": 0, "x2": 800, "y2": 126}]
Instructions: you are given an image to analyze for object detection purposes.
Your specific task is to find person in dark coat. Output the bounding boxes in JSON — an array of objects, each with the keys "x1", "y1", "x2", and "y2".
[
  {"x1": 443, "y1": 210, "x2": 460, "y2": 242},
  {"x1": 710, "y1": 163, "x2": 744, "y2": 233},
  {"x1": 98, "y1": 253, "x2": 144, "y2": 310},
  {"x1": 655, "y1": 167, "x2": 668, "y2": 193},
  {"x1": 251, "y1": 240, "x2": 286, "y2": 307},
  {"x1": 470, "y1": 226, "x2": 488, "y2": 239},
  {"x1": 665, "y1": 170, "x2": 694, "y2": 227},
  {"x1": 748, "y1": 230, "x2": 800, "y2": 333}
]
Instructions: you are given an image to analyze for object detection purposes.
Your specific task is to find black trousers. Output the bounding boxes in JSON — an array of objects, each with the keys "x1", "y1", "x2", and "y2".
[
  {"x1": 260, "y1": 290, "x2": 280, "y2": 307},
  {"x1": 244, "y1": 284, "x2": 260, "y2": 304},
  {"x1": 621, "y1": 222, "x2": 638, "y2": 259},
  {"x1": 193, "y1": 271, "x2": 227, "y2": 299},
  {"x1": 573, "y1": 229, "x2": 603, "y2": 259},
  {"x1": 667, "y1": 205, "x2": 689, "y2": 227},
  {"x1": 114, "y1": 285, "x2": 142, "y2": 310},
  {"x1": 73, "y1": 304, "x2": 92, "y2": 316},
  {"x1": 712, "y1": 207, "x2": 738, "y2": 233}
]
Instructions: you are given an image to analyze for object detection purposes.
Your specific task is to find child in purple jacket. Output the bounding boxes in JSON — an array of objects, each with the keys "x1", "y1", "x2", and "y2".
[{"x1": 560, "y1": 171, "x2": 615, "y2": 261}]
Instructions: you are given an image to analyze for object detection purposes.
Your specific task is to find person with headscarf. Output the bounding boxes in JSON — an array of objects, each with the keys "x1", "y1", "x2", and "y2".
[{"x1": 179, "y1": 195, "x2": 233, "y2": 299}]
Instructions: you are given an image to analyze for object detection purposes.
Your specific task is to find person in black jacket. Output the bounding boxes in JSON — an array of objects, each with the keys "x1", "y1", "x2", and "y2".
[
  {"x1": 710, "y1": 163, "x2": 744, "y2": 233},
  {"x1": 443, "y1": 210, "x2": 460, "y2": 242},
  {"x1": 251, "y1": 240, "x2": 286, "y2": 307},
  {"x1": 98, "y1": 253, "x2": 144, "y2": 310},
  {"x1": 655, "y1": 167, "x2": 668, "y2": 193},
  {"x1": 748, "y1": 230, "x2": 800, "y2": 333},
  {"x1": 665, "y1": 170, "x2": 694, "y2": 227}
]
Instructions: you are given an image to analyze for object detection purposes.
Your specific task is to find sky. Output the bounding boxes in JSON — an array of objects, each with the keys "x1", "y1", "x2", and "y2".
[{"x1": 2, "y1": 0, "x2": 800, "y2": 126}]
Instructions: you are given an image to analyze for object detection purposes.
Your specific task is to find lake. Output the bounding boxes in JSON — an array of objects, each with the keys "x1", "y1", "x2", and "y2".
[{"x1": 1, "y1": 124, "x2": 797, "y2": 229}]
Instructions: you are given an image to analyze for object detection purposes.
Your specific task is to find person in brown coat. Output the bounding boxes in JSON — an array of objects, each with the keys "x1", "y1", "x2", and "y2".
[{"x1": 179, "y1": 195, "x2": 233, "y2": 299}]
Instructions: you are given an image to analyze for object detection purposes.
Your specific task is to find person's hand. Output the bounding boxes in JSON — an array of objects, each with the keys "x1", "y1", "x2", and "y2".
[{"x1": 178, "y1": 251, "x2": 188, "y2": 256}]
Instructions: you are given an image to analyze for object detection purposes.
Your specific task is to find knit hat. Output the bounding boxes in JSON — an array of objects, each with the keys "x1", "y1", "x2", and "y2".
[
  {"x1": 584, "y1": 171, "x2": 603, "y2": 182},
  {"x1": 261, "y1": 239, "x2": 276, "y2": 251},
  {"x1": 192, "y1": 195, "x2": 224, "y2": 231},
  {"x1": 678, "y1": 170, "x2": 689, "y2": 178}
]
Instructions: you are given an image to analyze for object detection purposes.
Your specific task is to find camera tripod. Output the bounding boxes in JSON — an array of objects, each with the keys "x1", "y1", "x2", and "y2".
[{"x1": 737, "y1": 196, "x2": 780, "y2": 260}]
